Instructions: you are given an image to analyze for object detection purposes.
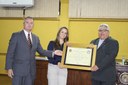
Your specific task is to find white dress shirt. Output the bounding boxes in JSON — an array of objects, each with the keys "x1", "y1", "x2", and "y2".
[
  {"x1": 23, "y1": 29, "x2": 33, "y2": 43},
  {"x1": 97, "y1": 39, "x2": 104, "y2": 48}
]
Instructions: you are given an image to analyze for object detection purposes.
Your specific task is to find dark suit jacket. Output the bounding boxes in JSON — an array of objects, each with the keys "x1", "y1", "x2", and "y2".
[
  {"x1": 90, "y1": 37, "x2": 119, "y2": 81},
  {"x1": 5, "y1": 30, "x2": 53, "y2": 78}
]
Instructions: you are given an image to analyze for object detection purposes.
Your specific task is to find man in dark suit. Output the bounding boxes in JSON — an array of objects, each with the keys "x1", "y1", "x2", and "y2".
[
  {"x1": 90, "y1": 24, "x2": 119, "y2": 85},
  {"x1": 5, "y1": 16, "x2": 62, "y2": 85}
]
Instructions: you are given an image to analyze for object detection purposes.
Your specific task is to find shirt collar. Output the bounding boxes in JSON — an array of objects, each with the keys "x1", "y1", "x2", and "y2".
[
  {"x1": 23, "y1": 29, "x2": 32, "y2": 36},
  {"x1": 99, "y1": 39, "x2": 104, "y2": 42}
]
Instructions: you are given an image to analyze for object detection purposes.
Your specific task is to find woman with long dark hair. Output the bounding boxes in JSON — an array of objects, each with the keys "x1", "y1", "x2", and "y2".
[{"x1": 47, "y1": 27, "x2": 69, "y2": 85}]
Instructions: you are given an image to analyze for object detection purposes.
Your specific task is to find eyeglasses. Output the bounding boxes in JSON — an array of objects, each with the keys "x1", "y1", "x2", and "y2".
[{"x1": 98, "y1": 30, "x2": 109, "y2": 32}]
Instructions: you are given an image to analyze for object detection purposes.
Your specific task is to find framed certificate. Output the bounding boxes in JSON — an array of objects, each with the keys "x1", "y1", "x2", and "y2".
[{"x1": 61, "y1": 43, "x2": 97, "y2": 70}]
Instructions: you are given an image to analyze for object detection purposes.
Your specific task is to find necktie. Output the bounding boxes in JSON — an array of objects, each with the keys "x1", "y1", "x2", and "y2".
[{"x1": 28, "y1": 34, "x2": 32, "y2": 48}]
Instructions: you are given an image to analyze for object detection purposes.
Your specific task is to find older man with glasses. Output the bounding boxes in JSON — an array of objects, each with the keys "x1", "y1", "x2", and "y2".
[{"x1": 90, "y1": 24, "x2": 119, "y2": 85}]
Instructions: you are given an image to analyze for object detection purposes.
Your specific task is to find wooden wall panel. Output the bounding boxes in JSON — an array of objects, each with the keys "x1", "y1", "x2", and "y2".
[
  {"x1": 69, "y1": 0, "x2": 128, "y2": 18},
  {"x1": 26, "y1": 0, "x2": 59, "y2": 18},
  {"x1": 0, "y1": 7, "x2": 23, "y2": 17}
]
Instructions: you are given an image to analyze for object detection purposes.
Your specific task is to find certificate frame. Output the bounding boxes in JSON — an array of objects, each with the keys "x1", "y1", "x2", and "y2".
[{"x1": 61, "y1": 43, "x2": 97, "y2": 70}]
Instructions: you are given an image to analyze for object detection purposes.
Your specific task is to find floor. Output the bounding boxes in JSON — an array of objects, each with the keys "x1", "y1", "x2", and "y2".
[{"x1": 0, "y1": 75, "x2": 12, "y2": 85}]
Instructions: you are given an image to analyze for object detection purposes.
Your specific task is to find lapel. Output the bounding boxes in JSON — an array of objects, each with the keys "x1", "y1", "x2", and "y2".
[
  {"x1": 93, "y1": 38, "x2": 99, "y2": 49},
  {"x1": 95, "y1": 39, "x2": 99, "y2": 46},
  {"x1": 97, "y1": 41, "x2": 105, "y2": 50},
  {"x1": 31, "y1": 33, "x2": 36, "y2": 50},
  {"x1": 21, "y1": 30, "x2": 35, "y2": 50},
  {"x1": 97, "y1": 37, "x2": 110, "y2": 50},
  {"x1": 21, "y1": 30, "x2": 28, "y2": 45}
]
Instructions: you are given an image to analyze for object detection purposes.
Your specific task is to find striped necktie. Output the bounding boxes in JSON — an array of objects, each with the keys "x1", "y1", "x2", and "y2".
[{"x1": 28, "y1": 34, "x2": 32, "y2": 48}]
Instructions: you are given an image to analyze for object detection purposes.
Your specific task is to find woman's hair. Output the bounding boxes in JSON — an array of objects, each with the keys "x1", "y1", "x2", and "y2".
[{"x1": 54, "y1": 27, "x2": 69, "y2": 49}]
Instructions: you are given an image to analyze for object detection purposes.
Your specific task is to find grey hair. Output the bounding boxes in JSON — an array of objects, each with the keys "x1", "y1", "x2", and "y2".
[
  {"x1": 98, "y1": 24, "x2": 110, "y2": 31},
  {"x1": 23, "y1": 16, "x2": 34, "y2": 24}
]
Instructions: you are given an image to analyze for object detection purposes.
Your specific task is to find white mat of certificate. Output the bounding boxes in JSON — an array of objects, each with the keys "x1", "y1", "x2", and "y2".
[{"x1": 65, "y1": 47, "x2": 92, "y2": 66}]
